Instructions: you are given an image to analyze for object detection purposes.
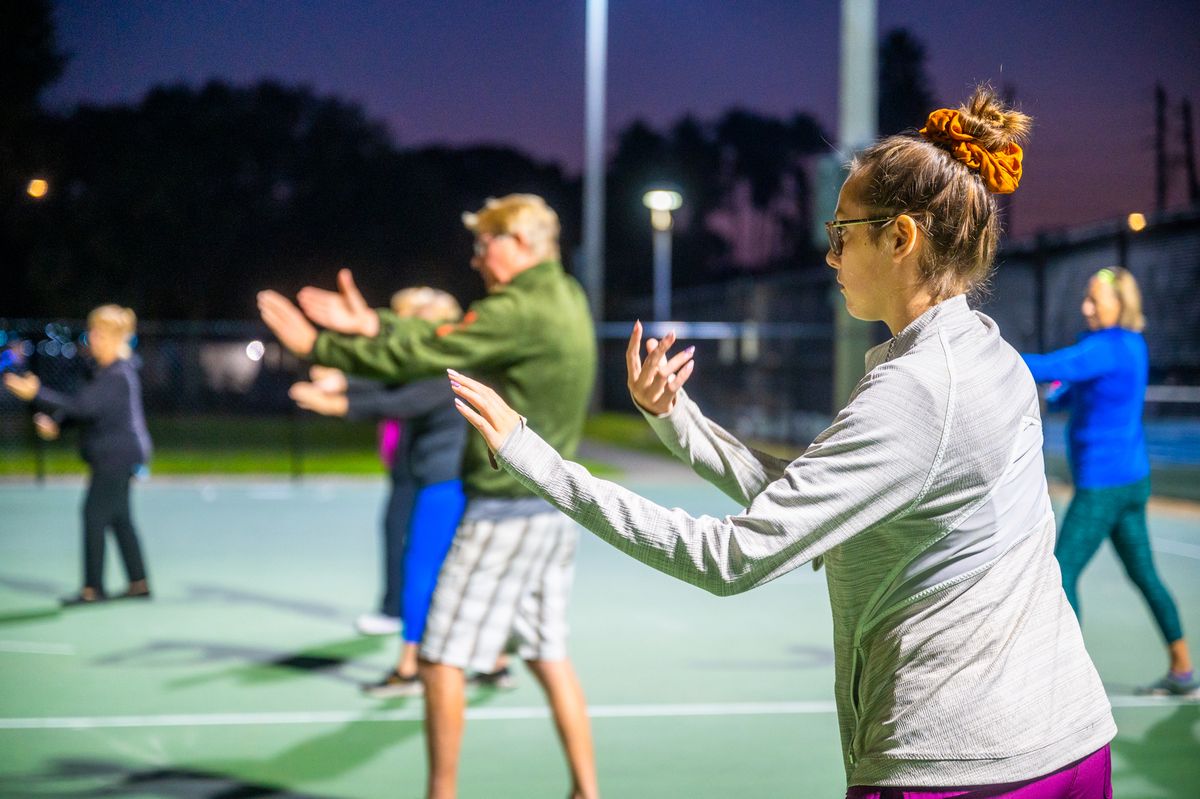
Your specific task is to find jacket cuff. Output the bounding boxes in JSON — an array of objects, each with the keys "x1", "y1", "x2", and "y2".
[{"x1": 637, "y1": 388, "x2": 694, "y2": 451}]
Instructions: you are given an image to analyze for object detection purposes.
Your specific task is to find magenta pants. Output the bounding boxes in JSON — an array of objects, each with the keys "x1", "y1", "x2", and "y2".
[{"x1": 845, "y1": 745, "x2": 1111, "y2": 799}]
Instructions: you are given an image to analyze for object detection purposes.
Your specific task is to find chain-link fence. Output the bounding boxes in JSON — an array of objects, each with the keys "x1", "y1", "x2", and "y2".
[{"x1": 4, "y1": 209, "x2": 1198, "y2": 487}]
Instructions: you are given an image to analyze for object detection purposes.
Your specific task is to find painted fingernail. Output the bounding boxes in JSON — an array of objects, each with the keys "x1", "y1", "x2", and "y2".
[
  {"x1": 685, "y1": 346, "x2": 695, "y2": 355},
  {"x1": 450, "y1": 380, "x2": 461, "y2": 388}
]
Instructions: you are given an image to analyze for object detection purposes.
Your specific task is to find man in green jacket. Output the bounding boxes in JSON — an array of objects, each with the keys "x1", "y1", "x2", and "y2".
[{"x1": 258, "y1": 194, "x2": 599, "y2": 799}]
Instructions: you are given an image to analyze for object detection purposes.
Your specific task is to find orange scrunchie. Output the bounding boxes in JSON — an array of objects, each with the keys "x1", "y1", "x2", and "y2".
[{"x1": 919, "y1": 108, "x2": 1023, "y2": 194}]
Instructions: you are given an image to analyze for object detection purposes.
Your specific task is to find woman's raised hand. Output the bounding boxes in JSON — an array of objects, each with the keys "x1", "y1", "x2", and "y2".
[
  {"x1": 448, "y1": 369, "x2": 521, "y2": 454},
  {"x1": 625, "y1": 321, "x2": 695, "y2": 416}
]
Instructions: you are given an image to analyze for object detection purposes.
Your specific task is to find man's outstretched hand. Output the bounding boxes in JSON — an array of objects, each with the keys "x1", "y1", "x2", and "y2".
[
  {"x1": 288, "y1": 381, "x2": 349, "y2": 417},
  {"x1": 257, "y1": 290, "x2": 318, "y2": 357},
  {"x1": 297, "y1": 269, "x2": 380, "y2": 337}
]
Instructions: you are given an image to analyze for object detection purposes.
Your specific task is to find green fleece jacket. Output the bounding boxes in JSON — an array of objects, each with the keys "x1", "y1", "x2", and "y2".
[{"x1": 313, "y1": 260, "x2": 596, "y2": 499}]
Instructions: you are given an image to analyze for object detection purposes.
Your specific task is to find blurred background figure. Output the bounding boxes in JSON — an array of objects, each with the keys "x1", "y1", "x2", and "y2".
[
  {"x1": 4, "y1": 304, "x2": 153, "y2": 606},
  {"x1": 289, "y1": 287, "x2": 471, "y2": 696},
  {"x1": 1023, "y1": 267, "x2": 1196, "y2": 696}
]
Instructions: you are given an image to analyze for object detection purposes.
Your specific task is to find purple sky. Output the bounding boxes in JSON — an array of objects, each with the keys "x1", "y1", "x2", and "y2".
[{"x1": 45, "y1": 0, "x2": 1200, "y2": 238}]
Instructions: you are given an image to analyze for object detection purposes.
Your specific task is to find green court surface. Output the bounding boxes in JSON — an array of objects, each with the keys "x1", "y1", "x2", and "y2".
[{"x1": 1, "y1": 468, "x2": 1197, "y2": 798}]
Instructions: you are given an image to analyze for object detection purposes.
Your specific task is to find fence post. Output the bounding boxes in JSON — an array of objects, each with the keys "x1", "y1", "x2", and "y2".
[
  {"x1": 290, "y1": 403, "x2": 303, "y2": 482},
  {"x1": 1034, "y1": 232, "x2": 1048, "y2": 353},
  {"x1": 33, "y1": 417, "x2": 46, "y2": 485}
]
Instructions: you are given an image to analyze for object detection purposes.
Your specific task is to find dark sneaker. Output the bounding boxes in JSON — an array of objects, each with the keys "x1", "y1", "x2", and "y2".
[
  {"x1": 469, "y1": 666, "x2": 517, "y2": 691},
  {"x1": 116, "y1": 587, "x2": 152, "y2": 600},
  {"x1": 61, "y1": 591, "x2": 106, "y2": 607},
  {"x1": 1136, "y1": 672, "x2": 1199, "y2": 697},
  {"x1": 362, "y1": 669, "x2": 423, "y2": 699}
]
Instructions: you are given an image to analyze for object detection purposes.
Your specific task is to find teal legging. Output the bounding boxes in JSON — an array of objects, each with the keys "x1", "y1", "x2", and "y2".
[{"x1": 1055, "y1": 477, "x2": 1183, "y2": 643}]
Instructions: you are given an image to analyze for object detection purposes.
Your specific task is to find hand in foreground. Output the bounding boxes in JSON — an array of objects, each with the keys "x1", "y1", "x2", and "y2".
[
  {"x1": 289, "y1": 382, "x2": 349, "y2": 417},
  {"x1": 297, "y1": 269, "x2": 380, "y2": 337},
  {"x1": 309, "y1": 365, "x2": 348, "y2": 394},
  {"x1": 257, "y1": 290, "x2": 318, "y2": 357},
  {"x1": 33, "y1": 413, "x2": 59, "y2": 441},
  {"x1": 447, "y1": 369, "x2": 521, "y2": 453},
  {"x1": 625, "y1": 321, "x2": 695, "y2": 415},
  {"x1": 3, "y1": 372, "x2": 40, "y2": 401}
]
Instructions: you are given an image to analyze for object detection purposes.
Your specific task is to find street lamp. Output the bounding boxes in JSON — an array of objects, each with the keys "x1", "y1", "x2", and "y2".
[
  {"x1": 642, "y1": 189, "x2": 682, "y2": 320},
  {"x1": 26, "y1": 178, "x2": 49, "y2": 200}
]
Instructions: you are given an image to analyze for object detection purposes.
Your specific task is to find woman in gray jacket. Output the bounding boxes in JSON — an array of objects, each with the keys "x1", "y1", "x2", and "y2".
[{"x1": 449, "y1": 88, "x2": 1115, "y2": 797}]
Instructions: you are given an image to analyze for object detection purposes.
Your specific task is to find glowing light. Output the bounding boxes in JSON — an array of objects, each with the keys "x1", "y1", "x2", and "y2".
[
  {"x1": 1126, "y1": 212, "x2": 1147, "y2": 232},
  {"x1": 26, "y1": 179, "x2": 49, "y2": 199},
  {"x1": 642, "y1": 190, "x2": 683, "y2": 212},
  {"x1": 246, "y1": 340, "x2": 265, "y2": 361}
]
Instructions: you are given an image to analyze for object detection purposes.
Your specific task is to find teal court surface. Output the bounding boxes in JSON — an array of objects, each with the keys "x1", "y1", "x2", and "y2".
[{"x1": 1, "y1": 462, "x2": 1198, "y2": 798}]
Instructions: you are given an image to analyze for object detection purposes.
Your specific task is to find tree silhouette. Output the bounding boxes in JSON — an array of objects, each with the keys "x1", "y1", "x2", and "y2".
[
  {"x1": 1, "y1": 0, "x2": 67, "y2": 318},
  {"x1": 878, "y1": 28, "x2": 936, "y2": 136}
]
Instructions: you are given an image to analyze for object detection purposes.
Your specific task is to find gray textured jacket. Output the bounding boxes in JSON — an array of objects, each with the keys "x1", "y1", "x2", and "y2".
[{"x1": 497, "y1": 296, "x2": 1115, "y2": 787}]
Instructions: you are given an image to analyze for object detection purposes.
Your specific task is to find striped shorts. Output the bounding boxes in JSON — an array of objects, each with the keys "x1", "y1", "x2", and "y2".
[{"x1": 420, "y1": 511, "x2": 579, "y2": 672}]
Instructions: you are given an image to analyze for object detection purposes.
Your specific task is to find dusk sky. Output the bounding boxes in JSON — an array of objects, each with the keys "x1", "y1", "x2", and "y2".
[{"x1": 44, "y1": 0, "x2": 1200, "y2": 239}]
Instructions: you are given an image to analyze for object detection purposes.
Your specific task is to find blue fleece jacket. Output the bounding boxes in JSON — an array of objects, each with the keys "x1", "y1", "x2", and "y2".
[{"x1": 1022, "y1": 327, "x2": 1149, "y2": 489}]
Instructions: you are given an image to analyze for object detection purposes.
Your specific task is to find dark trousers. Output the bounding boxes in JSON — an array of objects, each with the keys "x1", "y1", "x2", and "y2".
[
  {"x1": 379, "y1": 476, "x2": 416, "y2": 617},
  {"x1": 1056, "y1": 477, "x2": 1183, "y2": 644},
  {"x1": 83, "y1": 469, "x2": 147, "y2": 591}
]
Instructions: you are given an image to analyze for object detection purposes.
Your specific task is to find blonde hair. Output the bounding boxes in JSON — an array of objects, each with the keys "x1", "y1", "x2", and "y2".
[
  {"x1": 849, "y1": 86, "x2": 1032, "y2": 301},
  {"x1": 1095, "y1": 267, "x2": 1145, "y2": 332},
  {"x1": 462, "y1": 193, "x2": 561, "y2": 262},
  {"x1": 389, "y1": 287, "x2": 463, "y2": 323},
  {"x1": 87, "y1": 304, "x2": 137, "y2": 359}
]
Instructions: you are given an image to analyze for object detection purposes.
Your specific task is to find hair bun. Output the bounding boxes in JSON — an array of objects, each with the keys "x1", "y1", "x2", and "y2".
[
  {"x1": 919, "y1": 86, "x2": 1031, "y2": 194},
  {"x1": 958, "y1": 86, "x2": 1031, "y2": 152}
]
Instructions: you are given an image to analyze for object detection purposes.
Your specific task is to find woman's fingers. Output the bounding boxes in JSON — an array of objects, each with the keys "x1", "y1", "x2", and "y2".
[
  {"x1": 625, "y1": 321, "x2": 644, "y2": 384},
  {"x1": 661, "y1": 345, "x2": 696, "y2": 376},
  {"x1": 446, "y1": 369, "x2": 519, "y2": 451},
  {"x1": 453, "y1": 396, "x2": 490, "y2": 435},
  {"x1": 663, "y1": 359, "x2": 695, "y2": 399}
]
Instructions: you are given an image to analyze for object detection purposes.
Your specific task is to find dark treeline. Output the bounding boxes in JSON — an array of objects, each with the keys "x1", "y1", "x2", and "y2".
[{"x1": 2, "y1": 1, "x2": 936, "y2": 320}]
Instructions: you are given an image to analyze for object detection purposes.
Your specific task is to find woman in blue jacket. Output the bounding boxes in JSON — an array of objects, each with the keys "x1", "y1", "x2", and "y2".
[
  {"x1": 5, "y1": 305, "x2": 153, "y2": 606},
  {"x1": 1023, "y1": 267, "x2": 1195, "y2": 695}
]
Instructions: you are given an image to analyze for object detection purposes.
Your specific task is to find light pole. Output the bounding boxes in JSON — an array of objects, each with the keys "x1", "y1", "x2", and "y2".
[{"x1": 642, "y1": 189, "x2": 682, "y2": 320}]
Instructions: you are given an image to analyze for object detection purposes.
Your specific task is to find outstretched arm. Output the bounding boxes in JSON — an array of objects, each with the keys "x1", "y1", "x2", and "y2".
[
  {"x1": 449, "y1": 370, "x2": 928, "y2": 596},
  {"x1": 1022, "y1": 336, "x2": 1118, "y2": 384}
]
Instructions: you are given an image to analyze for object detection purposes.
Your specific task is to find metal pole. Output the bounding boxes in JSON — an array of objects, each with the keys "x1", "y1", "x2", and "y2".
[
  {"x1": 583, "y1": 0, "x2": 607, "y2": 323},
  {"x1": 652, "y1": 228, "x2": 672, "y2": 320},
  {"x1": 832, "y1": 0, "x2": 878, "y2": 410}
]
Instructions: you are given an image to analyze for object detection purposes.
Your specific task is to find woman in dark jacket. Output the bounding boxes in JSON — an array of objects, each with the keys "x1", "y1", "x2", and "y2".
[{"x1": 5, "y1": 305, "x2": 153, "y2": 605}]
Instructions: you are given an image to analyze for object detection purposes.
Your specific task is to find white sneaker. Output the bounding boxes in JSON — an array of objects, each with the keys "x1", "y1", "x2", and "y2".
[{"x1": 354, "y1": 613, "x2": 401, "y2": 636}]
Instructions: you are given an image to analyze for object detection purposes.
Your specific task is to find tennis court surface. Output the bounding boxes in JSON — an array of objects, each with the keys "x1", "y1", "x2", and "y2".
[{"x1": 1, "y1": 458, "x2": 1197, "y2": 797}]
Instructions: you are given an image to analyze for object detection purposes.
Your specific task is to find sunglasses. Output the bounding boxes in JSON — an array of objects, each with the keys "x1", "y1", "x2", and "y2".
[{"x1": 824, "y1": 216, "x2": 897, "y2": 257}]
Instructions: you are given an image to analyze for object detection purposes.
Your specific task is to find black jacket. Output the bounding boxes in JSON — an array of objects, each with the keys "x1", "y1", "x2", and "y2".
[
  {"x1": 345, "y1": 377, "x2": 465, "y2": 486},
  {"x1": 33, "y1": 358, "x2": 152, "y2": 472}
]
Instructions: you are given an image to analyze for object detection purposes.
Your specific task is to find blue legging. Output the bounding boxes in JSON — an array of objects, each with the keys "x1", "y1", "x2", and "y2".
[
  {"x1": 1055, "y1": 477, "x2": 1183, "y2": 644},
  {"x1": 400, "y1": 479, "x2": 467, "y2": 645}
]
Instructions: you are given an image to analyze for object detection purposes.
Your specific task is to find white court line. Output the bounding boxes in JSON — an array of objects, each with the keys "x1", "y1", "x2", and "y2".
[
  {"x1": 2, "y1": 697, "x2": 1193, "y2": 731},
  {"x1": 1, "y1": 701, "x2": 835, "y2": 730},
  {"x1": 0, "y1": 641, "x2": 75, "y2": 656},
  {"x1": 1152, "y1": 538, "x2": 1200, "y2": 560}
]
